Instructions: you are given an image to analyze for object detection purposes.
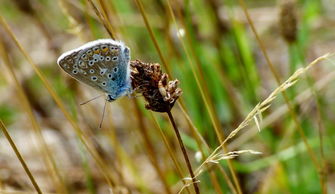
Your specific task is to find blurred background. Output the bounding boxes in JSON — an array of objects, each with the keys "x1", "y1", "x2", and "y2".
[{"x1": 0, "y1": 0, "x2": 334, "y2": 193}]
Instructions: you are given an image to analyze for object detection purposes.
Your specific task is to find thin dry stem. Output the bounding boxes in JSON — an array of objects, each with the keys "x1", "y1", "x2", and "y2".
[
  {"x1": 102, "y1": 105, "x2": 149, "y2": 193},
  {"x1": 151, "y1": 113, "x2": 192, "y2": 194},
  {"x1": 132, "y1": 0, "x2": 237, "y2": 191},
  {"x1": 132, "y1": 99, "x2": 172, "y2": 194},
  {"x1": 208, "y1": 150, "x2": 262, "y2": 164},
  {"x1": 191, "y1": 53, "x2": 329, "y2": 183},
  {"x1": 135, "y1": 0, "x2": 235, "y2": 190},
  {"x1": 179, "y1": 149, "x2": 261, "y2": 193},
  {"x1": 0, "y1": 14, "x2": 117, "y2": 188},
  {"x1": 167, "y1": 111, "x2": 200, "y2": 194},
  {"x1": 58, "y1": 0, "x2": 86, "y2": 40},
  {"x1": 177, "y1": 102, "x2": 237, "y2": 194},
  {"x1": 0, "y1": 121, "x2": 42, "y2": 194},
  {"x1": 230, "y1": 67, "x2": 335, "y2": 149},
  {"x1": 134, "y1": 0, "x2": 172, "y2": 75},
  {"x1": 86, "y1": 0, "x2": 115, "y2": 39},
  {"x1": 238, "y1": 0, "x2": 321, "y2": 176},
  {"x1": 169, "y1": 1, "x2": 243, "y2": 192},
  {"x1": 0, "y1": 37, "x2": 68, "y2": 193}
]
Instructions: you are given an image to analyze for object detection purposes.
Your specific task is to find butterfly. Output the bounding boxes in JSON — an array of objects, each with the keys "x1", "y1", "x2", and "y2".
[{"x1": 57, "y1": 39, "x2": 132, "y2": 102}]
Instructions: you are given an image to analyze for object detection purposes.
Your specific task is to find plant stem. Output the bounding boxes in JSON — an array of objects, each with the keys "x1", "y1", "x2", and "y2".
[
  {"x1": 0, "y1": 120, "x2": 42, "y2": 194},
  {"x1": 238, "y1": 0, "x2": 320, "y2": 172},
  {"x1": 133, "y1": 100, "x2": 172, "y2": 194},
  {"x1": 167, "y1": 111, "x2": 200, "y2": 194}
]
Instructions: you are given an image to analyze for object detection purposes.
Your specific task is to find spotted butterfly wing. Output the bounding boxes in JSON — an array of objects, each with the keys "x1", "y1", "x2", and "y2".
[{"x1": 57, "y1": 39, "x2": 131, "y2": 100}]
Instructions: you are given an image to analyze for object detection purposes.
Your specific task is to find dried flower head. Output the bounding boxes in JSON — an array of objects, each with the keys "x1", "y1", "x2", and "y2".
[
  {"x1": 130, "y1": 60, "x2": 182, "y2": 112},
  {"x1": 13, "y1": 0, "x2": 36, "y2": 16},
  {"x1": 279, "y1": 0, "x2": 298, "y2": 43}
]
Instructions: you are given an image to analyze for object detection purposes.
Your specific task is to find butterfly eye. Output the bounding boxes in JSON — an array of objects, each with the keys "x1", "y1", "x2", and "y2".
[
  {"x1": 89, "y1": 61, "x2": 94, "y2": 66},
  {"x1": 89, "y1": 69, "x2": 95, "y2": 74},
  {"x1": 94, "y1": 58, "x2": 98, "y2": 62},
  {"x1": 100, "y1": 56, "x2": 104, "y2": 61},
  {"x1": 111, "y1": 77, "x2": 116, "y2": 81},
  {"x1": 107, "y1": 73, "x2": 113, "y2": 79},
  {"x1": 114, "y1": 67, "x2": 118, "y2": 72},
  {"x1": 101, "y1": 82, "x2": 107, "y2": 86},
  {"x1": 91, "y1": 76, "x2": 98, "y2": 81},
  {"x1": 73, "y1": 65, "x2": 78, "y2": 68},
  {"x1": 112, "y1": 56, "x2": 118, "y2": 61},
  {"x1": 105, "y1": 56, "x2": 111, "y2": 61}
]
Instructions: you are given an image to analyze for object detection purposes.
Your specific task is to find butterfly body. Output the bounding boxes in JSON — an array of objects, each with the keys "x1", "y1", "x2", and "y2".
[{"x1": 57, "y1": 39, "x2": 132, "y2": 101}]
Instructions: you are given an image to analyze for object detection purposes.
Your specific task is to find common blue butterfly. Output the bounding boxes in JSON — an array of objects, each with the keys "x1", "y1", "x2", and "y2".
[{"x1": 57, "y1": 39, "x2": 132, "y2": 101}]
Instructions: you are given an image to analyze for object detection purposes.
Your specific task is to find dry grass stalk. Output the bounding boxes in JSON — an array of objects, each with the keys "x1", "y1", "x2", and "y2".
[
  {"x1": 180, "y1": 53, "x2": 330, "y2": 190},
  {"x1": 178, "y1": 149, "x2": 261, "y2": 194},
  {"x1": 133, "y1": 0, "x2": 240, "y2": 190},
  {"x1": 130, "y1": 60, "x2": 201, "y2": 193},
  {"x1": 0, "y1": 121, "x2": 42, "y2": 194},
  {"x1": 133, "y1": 0, "x2": 172, "y2": 75},
  {"x1": 165, "y1": 1, "x2": 241, "y2": 190},
  {"x1": 151, "y1": 113, "x2": 193, "y2": 194},
  {"x1": 58, "y1": 0, "x2": 85, "y2": 36},
  {"x1": 229, "y1": 66, "x2": 335, "y2": 149},
  {"x1": 0, "y1": 36, "x2": 67, "y2": 193},
  {"x1": 239, "y1": 0, "x2": 322, "y2": 176},
  {"x1": 166, "y1": 1, "x2": 243, "y2": 191},
  {"x1": 132, "y1": 99, "x2": 173, "y2": 194},
  {"x1": 87, "y1": 0, "x2": 115, "y2": 39},
  {"x1": 0, "y1": 15, "x2": 117, "y2": 188},
  {"x1": 208, "y1": 150, "x2": 262, "y2": 164}
]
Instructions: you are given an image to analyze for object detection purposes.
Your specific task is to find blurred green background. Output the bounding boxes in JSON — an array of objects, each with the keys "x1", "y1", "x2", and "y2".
[{"x1": 0, "y1": 0, "x2": 334, "y2": 193}]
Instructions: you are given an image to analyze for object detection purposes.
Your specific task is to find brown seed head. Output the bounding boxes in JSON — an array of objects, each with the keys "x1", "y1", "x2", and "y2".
[
  {"x1": 130, "y1": 60, "x2": 182, "y2": 112},
  {"x1": 13, "y1": 0, "x2": 36, "y2": 16},
  {"x1": 279, "y1": 0, "x2": 298, "y2": 43}
]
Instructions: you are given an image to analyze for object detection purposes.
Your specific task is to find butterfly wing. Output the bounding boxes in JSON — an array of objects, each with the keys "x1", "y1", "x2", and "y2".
[{"x1": 57, "y1": 39, "x2": 131, "y2": 98}]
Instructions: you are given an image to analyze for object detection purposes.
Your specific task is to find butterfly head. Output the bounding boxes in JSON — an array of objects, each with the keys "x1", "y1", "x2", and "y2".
[{"x1": 106, "y1": 94, "x2": 115, "y2": 102}]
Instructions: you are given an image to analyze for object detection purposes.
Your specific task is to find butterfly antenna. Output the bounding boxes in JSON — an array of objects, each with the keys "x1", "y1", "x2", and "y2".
[
  {"x1": 99, "y1": 99, "x2": 107, "y2": 129},
  {"x1": 80, "y1": 94, "x2": 104, "y2": 105}
]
